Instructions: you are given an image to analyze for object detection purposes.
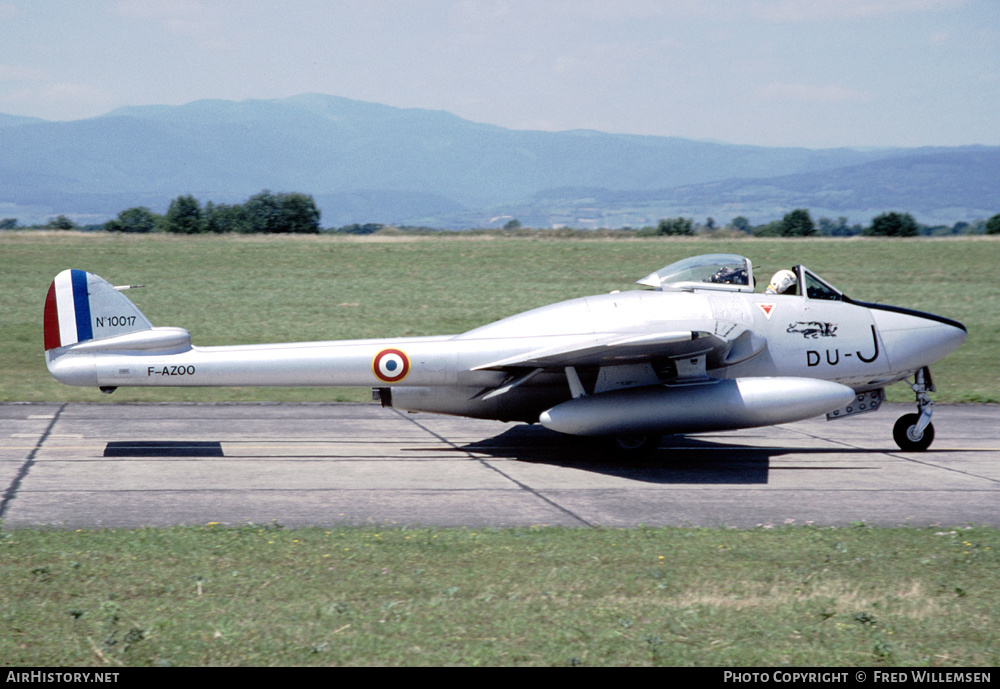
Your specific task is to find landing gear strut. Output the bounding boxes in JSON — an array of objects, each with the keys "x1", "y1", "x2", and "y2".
[{"x1": 892, "y1": 367, "x2": 935, "y2": 451}]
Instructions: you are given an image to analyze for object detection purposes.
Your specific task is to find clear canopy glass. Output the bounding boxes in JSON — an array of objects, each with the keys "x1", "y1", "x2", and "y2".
[{"x1": 636, "y1": 254, "x2": 754, "y2": 292}]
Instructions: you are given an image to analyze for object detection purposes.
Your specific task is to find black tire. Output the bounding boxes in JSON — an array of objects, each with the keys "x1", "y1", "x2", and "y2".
[
  {"x1": 609, "y1": 434, "x2": 661, "y2": 458},
  {"x1": 893, "y1": 413, "x2": 934, "y2": 451}
]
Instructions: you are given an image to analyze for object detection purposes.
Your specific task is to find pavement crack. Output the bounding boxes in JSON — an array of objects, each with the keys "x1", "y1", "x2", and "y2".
[
  {"x1": 0, "y1": 403, "x2": 67, "y2": 521},
  {"x1": 391, "y1": 409, "x2": 596, "y2": 527}
]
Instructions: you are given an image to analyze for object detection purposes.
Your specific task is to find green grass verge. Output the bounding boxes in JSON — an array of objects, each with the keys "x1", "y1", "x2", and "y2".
[
  {"x1": 4, "y1": 233, "x2": 998, "y2": 666},
  {"x1": 2, "y1": 232, "x2": 997, "y2": 403},
  {"x1": 1, "y1": 524, "x2": 997, "y2": 666}
]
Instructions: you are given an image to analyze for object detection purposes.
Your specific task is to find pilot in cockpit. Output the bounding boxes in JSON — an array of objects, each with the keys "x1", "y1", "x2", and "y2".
[{"x1": 766, "y1": 269, "x2": 797, "y2": 295}]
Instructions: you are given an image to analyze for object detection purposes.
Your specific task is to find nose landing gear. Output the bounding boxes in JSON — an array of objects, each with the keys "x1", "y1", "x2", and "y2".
[{"x1": 893, "y1": 367, "x2": 935, "y2": 451}]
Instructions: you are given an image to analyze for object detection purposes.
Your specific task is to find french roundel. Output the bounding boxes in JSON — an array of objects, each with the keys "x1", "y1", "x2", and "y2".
[{"x1": 372, "y1": 348, "x2": 410, "y2": 383}]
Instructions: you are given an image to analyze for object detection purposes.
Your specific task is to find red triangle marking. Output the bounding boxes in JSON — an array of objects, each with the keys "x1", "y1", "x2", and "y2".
[{"x1": 757, "y1": 303, "x2": 776, "y2": 319}]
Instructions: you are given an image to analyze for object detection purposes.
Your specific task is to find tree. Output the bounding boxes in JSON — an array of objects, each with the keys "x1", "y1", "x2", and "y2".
[
  {"x1": 164, "y1": 195, "x2": 205, "y2": 234},
  {"x1": 47, "y1": 215, "x2": 77, "y2": 231},
  {"x1": 0, "y1": 218, "x2": 17, "y2": 230},
  {"x1": 105, "y1": 206, "x2": 159, "y2": 233},
  {"x1": 866, "y1": 211, "x2": 919, "y2": 237},
  {"x1": 244, "y1": 191, "x2": 281, "y2": 233},
  {"x1": 656, "y1": 217, "x2": 694, "y2": 236},
  {"x1": 779, "y1": 209, "x2": 816, "y2": 237},
  {"x1": 204, "y1": 202, "x2": 252, "y2": 234},
  {"x1": 244, "y1": 190, "x2": 321, "y2": 233},
  {"x1": 818, "y1": 216, "x2": 858, "y2": 237},
  {"x1": 731, "y1": 216, "x2": 750, "y2": 233},
  {"x1": 202, "y1": 201, "x2": 221, "y2": 233},
  {"x1": 752, "y1": 220, "x2": 782, "y2": 237},
  {"x1": 502, "y1": 218, "x2": 522, "y2": 230},
  {"x1": 986, "y1": 213, "x2": 1000, "y2": 235},
  {"x1": 275, "y1": 192, "x2": 321, "y2": 234}
]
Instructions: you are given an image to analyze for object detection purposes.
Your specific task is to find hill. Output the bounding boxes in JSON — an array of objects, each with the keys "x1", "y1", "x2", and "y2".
[
  {"x1": 0, "y1": 94, "x2": 995, "y2": 227},
  {"x1": 462, "y1": 148, "x2": 1000, "y2": 229}
]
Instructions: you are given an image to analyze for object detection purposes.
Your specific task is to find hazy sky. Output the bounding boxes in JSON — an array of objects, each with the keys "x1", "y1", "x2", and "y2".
[{"x1": 1, "y1": 0, "x2": 997, "y2": 148}]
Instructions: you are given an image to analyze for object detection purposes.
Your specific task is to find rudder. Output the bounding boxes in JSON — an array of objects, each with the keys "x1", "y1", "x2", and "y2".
[{"x1": 44, "y1": 270, "x2": 153, "y2": 351}]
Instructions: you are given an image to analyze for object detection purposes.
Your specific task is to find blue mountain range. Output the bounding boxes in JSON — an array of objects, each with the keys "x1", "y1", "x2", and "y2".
[{"x1": 1, "y1": 94, "x2": 996, "y2": 228}]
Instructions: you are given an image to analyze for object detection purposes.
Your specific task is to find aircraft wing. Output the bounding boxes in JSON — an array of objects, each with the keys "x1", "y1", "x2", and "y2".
[{"x1": 471, "y1": 328, "x2": 757, "y2": 371}]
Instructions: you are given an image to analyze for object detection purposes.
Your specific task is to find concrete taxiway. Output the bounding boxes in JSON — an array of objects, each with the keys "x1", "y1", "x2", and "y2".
[{"x1": 1, "y1": 402, "x2": 997, "y2": 529}]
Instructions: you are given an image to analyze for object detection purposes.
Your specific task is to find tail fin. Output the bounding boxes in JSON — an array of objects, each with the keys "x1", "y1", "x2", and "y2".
[
  {"x1": 44, "y1": 269, "x2": 153, "y2": 351},
  {"x1": 45, "y1": 270, "x2": 191, "y2": 389}
]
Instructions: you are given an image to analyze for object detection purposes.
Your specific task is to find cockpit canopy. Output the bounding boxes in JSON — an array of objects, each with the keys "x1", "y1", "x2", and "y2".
[
  {"x1": 637, "y1": 254, "x2": 846, "y2": 300},
  {"x1": 637, "y1": 254, "x2": 754, "y2": 293},
  {"x1": 798, "y1": 268, "x2": 844, "y2": 301}
]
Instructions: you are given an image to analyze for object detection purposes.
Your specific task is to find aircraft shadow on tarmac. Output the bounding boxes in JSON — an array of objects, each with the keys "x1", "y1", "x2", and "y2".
[
  {"x1": 459, "y1": 426, "x2": 875, "y2": 485},
  {"x1": 100, "y1": 431, "x2": 876, "y2": 487}
]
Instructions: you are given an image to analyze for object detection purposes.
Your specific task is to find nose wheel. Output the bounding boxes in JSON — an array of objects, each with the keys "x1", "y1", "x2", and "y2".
[{"x1": 893, "y1": 367, "x2": 935, "y2": 451}]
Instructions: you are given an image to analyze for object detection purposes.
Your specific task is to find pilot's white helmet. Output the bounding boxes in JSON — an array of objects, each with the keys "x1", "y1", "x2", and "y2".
[{"x1": 767, "y1": 269, "x2": 796, "y2": 294}]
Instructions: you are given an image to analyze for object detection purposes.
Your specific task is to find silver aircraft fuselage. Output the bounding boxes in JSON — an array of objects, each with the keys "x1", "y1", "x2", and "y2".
[{"x1": 44, "y1": 255, "x2": 966, "y2": 450}]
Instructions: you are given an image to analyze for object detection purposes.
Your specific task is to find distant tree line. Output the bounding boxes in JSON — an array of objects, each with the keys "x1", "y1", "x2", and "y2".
[
  {"x1": 654, "y1": 217, "x2": 695, "y2": 236},
  {"x1": 4, "y1": 203, "x2": 1000, "y2": 237},
  {"x1": 750, "y1": 209, "x2": 924, "y2": 237},
  {"x1": 333, "y1": 223, "x2": 386, "y2": 235},
  {"x1": 640, "y1": 209, "x2": 1000, "y2": 238},
  {"x1": 103, "y1": 191, "x2": 321, "y2": 234}
]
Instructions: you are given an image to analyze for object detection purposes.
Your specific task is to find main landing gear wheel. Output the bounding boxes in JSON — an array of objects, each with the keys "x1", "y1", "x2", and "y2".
[
  {"x1": 893, "y1": 413, "x2": 935, "y2": 452},
  {"x1": 609, "y1": 434, "x2": 661, "y2": 458}
]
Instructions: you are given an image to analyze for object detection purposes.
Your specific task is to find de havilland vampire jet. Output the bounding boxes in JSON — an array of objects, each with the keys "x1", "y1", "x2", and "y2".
[{"x1": 44, "y1": 254, "x2": 966, "y2": 453}]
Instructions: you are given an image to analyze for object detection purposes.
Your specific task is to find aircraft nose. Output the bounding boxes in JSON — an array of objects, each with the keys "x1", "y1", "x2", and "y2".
[{"x1": 871, "y1": 307, "x2": 967, "y2": 372}]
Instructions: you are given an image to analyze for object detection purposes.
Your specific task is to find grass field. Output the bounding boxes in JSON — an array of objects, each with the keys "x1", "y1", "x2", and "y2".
[
  {"x1": 2, "y1": 524, "x2": 998, "y2": 667},
  {"x1": 2, "y1": 231, "x2": 997, "y2": 403},
  {"x1": 3, "y1": 232, "x2": 999, "y2": 666}
]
